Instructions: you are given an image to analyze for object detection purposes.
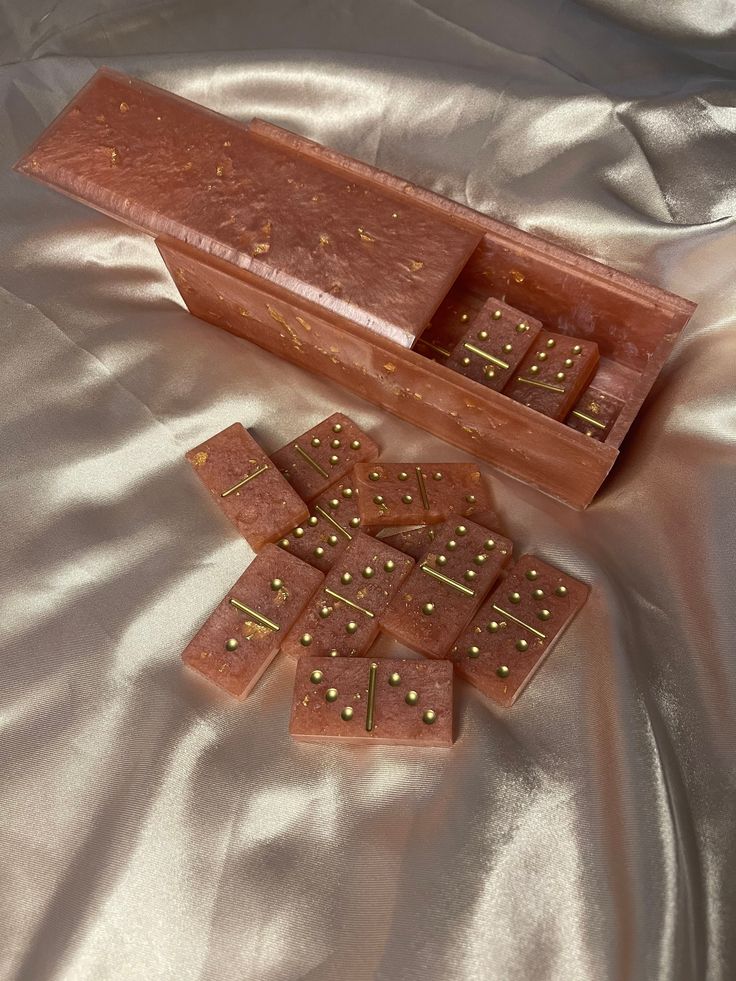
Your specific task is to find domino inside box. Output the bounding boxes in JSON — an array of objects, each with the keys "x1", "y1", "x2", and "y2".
[{"x1": 16, "y1": 68, "x2": 696, "y2": 508}]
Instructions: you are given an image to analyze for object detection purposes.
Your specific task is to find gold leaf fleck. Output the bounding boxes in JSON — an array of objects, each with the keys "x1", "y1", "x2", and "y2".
[
  {"x1": 511, "y1": 270, "x2": 525, "y2": 283},
  {"x1": 192, "y1": 451, "x2": 208, "y2": 468},
  {"x1": 266, "y1": 305, "x2": 290, "y2": 329},
  {"x1": 252, "y1": 242, "x2": 270, "y2": 255},
  {"x1": 295, "y1": 316, "x2": 312, "y2": 332},
  {"x1": 119, "y1": 101, "x2": 129, "y2": 113},
  {"x1": 319, "y1": 233, "x2": 330, "y2": 247},
  {"x1": 243, "y1": 621, "x2": 272, "y2": 640},
  {"x1": 107, "y1": 146, "x2": 119, "y2": 165},
  {"x1": 410, "y1": 260, "x2": 424, "y2": 272},
  {"x1": 357, "y1": 227, "x2": 375, "y2": 243},
  {"x1": 384, "y1": 362, "x2": 397, "y2": 373},
  {"x1": 216, "y1": 164, "x2": 224, "y2": 177}
]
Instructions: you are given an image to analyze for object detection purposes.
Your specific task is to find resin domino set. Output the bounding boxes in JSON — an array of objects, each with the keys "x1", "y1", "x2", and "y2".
[
  {"x1": 18, "y1": 68, "x2": 691, "y2": 746},
  {"x1": 182, "y1": 411, "x2": 589, "y2": 745}
]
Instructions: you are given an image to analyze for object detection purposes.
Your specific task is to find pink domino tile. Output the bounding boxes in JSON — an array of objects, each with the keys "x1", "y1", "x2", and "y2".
[
  {"x1": 502, "y1": 330, "x2": 599, "y2": 420},
  {"x1": 565, "y1": 385, "x2": 624, "y2": 441},
  {"x1": 186, "y1": 422, "x2": 309, "y2": 550},
  {"x1": 281, "y1": 532, "x2": 414, "y2": 659},
  {"x1": 450, "y1": 554, "x2": 589, "y2": 707},
  {"x1": 354, "y1": 462, "x2": 495, "y2": 532},
  {"x1": 381, "y1": 518, "x2": 513, "y2": 658},
  {"x1": 181, "y1": 545, "x2": 323, "y2": 698},
  {"x1": 445, "y1": 298, "x2": 542, "y2": 392},
  {"x1": 277, "y1": 478, "x2": 362, "y2": 573},
  {"x1": 290, "y1": 657, "x2": 453, "y2": 746},
  {"x1": 271, "y1": 412, "x2": 378, "y2": 502}
]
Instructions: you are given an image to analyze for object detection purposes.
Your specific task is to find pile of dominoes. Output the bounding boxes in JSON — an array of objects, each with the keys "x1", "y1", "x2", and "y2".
[{"x1": 183, "y1": 413, "x2": 589, "y2": 747}]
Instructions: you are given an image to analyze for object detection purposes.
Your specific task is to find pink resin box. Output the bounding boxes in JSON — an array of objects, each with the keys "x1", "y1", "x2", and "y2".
[{"x1": 16, "y1": 69, "x2": 696, "y2": 508}]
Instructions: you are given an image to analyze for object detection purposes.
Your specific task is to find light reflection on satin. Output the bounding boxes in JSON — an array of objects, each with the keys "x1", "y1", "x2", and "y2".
[{"x1": 1, "y1": 3, "x2": 735, "y2": 980}]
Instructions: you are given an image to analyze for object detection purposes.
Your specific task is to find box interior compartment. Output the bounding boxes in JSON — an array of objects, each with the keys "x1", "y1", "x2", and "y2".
[{"x1": 252, "y1": 116, "x2": 695, "y2": 456}]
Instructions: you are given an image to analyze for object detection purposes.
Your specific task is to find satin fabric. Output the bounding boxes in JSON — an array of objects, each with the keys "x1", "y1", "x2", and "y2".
[{"x1": 1, "y1": 4, "x2": 735, "y2": 980}]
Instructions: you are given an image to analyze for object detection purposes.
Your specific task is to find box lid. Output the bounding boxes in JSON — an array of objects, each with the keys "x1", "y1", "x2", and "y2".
[{"x1": 15, "y1": 68, "x2": 482, "y2": 348}]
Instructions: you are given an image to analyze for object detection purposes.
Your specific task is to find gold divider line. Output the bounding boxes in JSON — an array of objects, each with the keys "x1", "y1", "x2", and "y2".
[
  {"x1": 463, "y1": 342, "x2": 509, "y2": 370},
  {"x1": 366, "y1": 662, "x2": 378, "y2": 732},
  {"x1": 415, "y1": 466, "x2": 430, "y2": 510},
  {"x1": 420, "y1": 563, "x2": 475, "y2": 597},
  {"x1": 572, "y1": 410, "x2": 606, "y2": 430},
  {"x1": 229, "y1": 598, "x2": 280, "y2": 632},
  {"x1": 491, "y1": 604, "x2": 546, "y2": 639},
  {"x1": 294, "y1": 443, "x2": 329, "y2": 478},
  {"x1": 221, "y1": 463, "x2": 269, "y2": 497},
  {"x1": 416, "y1": 339, "x2": 451, "y2": 358},
  {"x1": 324, "y1": 588, "x2": 375, "y2": 619},
  {"x1": 515, "y1": 377, "x2": 565, "y2": 394},
  {"x1": 314, "y1": 505, "x2": 353, "y2": 540}
]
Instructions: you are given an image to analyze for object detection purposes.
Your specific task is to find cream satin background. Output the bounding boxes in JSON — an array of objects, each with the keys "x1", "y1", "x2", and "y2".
[{"x1": 1, "y1": 3, "x2": 735, "y2": 980}]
